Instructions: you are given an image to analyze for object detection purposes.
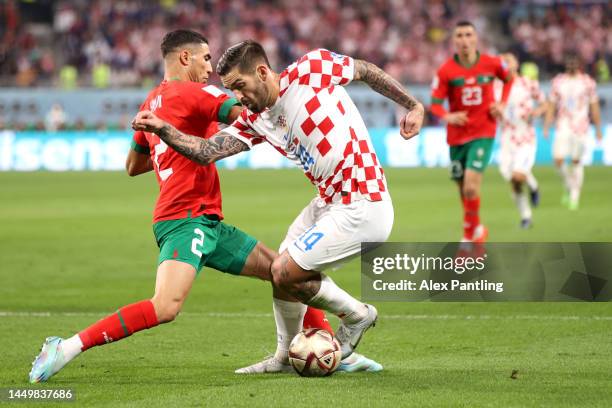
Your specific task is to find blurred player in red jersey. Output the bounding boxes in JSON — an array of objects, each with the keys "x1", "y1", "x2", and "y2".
[
  {"x1": 430, "y1": 21, "x2": 513, "y2": 242},
  {"x1": 496, "y1": 53, "x2": 547, "y2": 229},
  {"x1": 29, "y1": 30, "x2": 380, "y2": 383},
  {"x1": 133, "y1": 40, "x2": 424, "y2": 373},
  {"x1": 543, "y1": 53, "x2": 603, "y2": 210}
]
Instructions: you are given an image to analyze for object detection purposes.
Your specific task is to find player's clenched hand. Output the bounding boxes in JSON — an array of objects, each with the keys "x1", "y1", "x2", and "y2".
[
  {"x1": 489, "y1": 102, "x2": 505, "y2": 119},
  {"x1": 131, "y1": 110, "x2": 166, "y2": 134},
  {"x1": 444, "y1": 111, "x2": 468, "y2": 126},
  {"x1": 400, "y1": 103, "x2": 424, "y2": 140}
]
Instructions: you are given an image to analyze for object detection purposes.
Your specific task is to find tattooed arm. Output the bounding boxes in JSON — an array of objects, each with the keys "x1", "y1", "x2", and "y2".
[
  {"x1": 131, "y1": 110, "x2": 248, "y2": 165},
  {"x1": 353, "y1": 59, "x2": 424, "y2": 140}
]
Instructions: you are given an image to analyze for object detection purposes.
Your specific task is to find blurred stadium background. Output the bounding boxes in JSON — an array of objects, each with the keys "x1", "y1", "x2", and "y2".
[{"x1": 0, "y1": 0, "x2": 610, "y2": 160}]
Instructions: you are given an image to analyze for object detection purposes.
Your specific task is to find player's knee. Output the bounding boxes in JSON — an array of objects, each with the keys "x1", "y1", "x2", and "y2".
[
  {"x1": 151, "y1": 298, "x2": 183, "y2": 324},
  {"x1": 270, "y1": 257, "x2": 285, "y2": 286},
  {"x1": 270, "y1": 256, "x2": 292, "y2": 290},
  {"x1": 463, "y1": 185, "x2": 478, "y2": 199},
  {"x1": 511, "y1": 173, "x2": 526, "y2": 185}
]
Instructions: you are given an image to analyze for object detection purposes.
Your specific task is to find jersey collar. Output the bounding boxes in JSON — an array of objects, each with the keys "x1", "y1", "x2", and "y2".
[{"x1": 454, "y1": 51, "x2": 480, "y2": 69}]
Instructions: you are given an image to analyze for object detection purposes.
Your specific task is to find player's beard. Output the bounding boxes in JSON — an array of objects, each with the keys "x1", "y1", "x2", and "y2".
[{"x1": 250, "y1": 82, "x2": 271, "y2": 113}]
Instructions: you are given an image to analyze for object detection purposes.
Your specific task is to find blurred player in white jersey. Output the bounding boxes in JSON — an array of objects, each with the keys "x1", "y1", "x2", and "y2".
[
  {"x1": 544, "y1": 53, "x2": 603, "y2": 210},
  {"x1": 133, "y1": 41, "x2": 424, "y2": 374},
  {"x1": 497, "y1": 53, "x2": 547, "y2": 228}
]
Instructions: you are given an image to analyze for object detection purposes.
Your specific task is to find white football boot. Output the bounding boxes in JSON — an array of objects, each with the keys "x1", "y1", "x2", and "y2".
[
  {"x1": 335, "y1": 304, "x2": 378, "y2": 358},
  {"x1": 234, "y1": 355, "x2": 293, "y2": 374}
]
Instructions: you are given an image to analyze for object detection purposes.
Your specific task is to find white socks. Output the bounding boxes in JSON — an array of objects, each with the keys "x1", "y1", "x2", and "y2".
[
  {"x1": 512, "y1": 191, "x2": 532, "y2": 220},
  {"x1": 526, "y1": 172, "x2": 538, "y2": 192},
  {"x1": 306, "y1": 274, "x2": 367, "y2": 325},
  {"x1": 273, "y1": 298, "x2": 306, "y2": 363},
  {"x1": 62, "y1": 334, "x2": 83, "y2": 363},
  {"x1": 557, "y1": 163, "x2": 571, "y2": 191},
  {"x1": 569, "y1": 164, "x2": 584, "y2": 203}
]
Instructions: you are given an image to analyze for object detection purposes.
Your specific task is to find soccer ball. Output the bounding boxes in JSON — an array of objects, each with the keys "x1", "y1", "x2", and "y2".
[{"x1": 288, "y1": 328, "x2": 342, "y2": 377}]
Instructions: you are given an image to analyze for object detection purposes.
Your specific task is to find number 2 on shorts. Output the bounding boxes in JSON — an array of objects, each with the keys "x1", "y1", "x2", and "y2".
[{"x1": 191, "y1": 228, "x2": 205, "y2": 257}]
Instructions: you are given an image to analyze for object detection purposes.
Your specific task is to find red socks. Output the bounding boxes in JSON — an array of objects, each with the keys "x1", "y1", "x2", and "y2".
[
  {"x1": 78, "y1": 300, "x2": 159, "y2": 351},
  {"x1": 463, "y1": 197, "x2": 480, "y2": 239},
  {"x1": 303, "y1": 306, "x2": 334, "y2": 334}
]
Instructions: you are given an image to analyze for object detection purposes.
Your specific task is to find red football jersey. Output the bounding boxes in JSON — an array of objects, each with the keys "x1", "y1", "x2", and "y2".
[
  {"x1": 431, "y1": 53, "x2": 510, "y2": 146},
  {"x1": 131, "y1": 80, "x2": 238, "y2": 223}
]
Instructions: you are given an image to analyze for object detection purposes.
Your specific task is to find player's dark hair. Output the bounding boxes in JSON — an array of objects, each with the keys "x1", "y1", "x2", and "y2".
[
  {"x1": 455, "y1": 20, "x2": 476, "y2": 29},
  {"x1": 161, "y1": 30, "x2": 208, "y2": 58},
  {"x1": 216, "y1": 40, "x2": 271, "y2": 76}
]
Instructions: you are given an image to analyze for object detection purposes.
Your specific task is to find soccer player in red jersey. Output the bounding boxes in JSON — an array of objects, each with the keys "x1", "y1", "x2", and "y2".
[
  {"x1": 29, "y1": 30, "x2": 380, "y2": 383},
  {"x1": 430, "y1": 21, "x2": 512, "y2": 242}
]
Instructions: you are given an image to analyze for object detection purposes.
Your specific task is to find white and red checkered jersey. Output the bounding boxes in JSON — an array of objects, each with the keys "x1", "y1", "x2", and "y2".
[
  {"x1": 224, "y1": 49, "x2": 389, "y2": 204},
  {"x1": 549, "y1": 73, "x2": 598, "y2": 135},
  {"x1": 496, "y1": 76, "x2": 545, "y2": 146}
]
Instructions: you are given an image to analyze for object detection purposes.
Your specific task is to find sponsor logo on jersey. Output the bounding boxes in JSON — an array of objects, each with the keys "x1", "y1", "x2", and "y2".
[{"x1": 466, "y1": 77, "x2": 476, "y2": 85}]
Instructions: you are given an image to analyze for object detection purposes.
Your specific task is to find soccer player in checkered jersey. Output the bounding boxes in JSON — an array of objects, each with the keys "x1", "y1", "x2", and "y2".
[
  {"x1": 29, "y1": 32, "x2": 380, "y2": 383},
  {"x1": 430, "y1": 21, "x2": 513, "y2": 243},
  {"x1": 495, "y1": 53, "x2": 547, "y2": 229},
  {"x1": 543, "y1": 53, "x2": 603, "y2": 210},
  {"x1": 133, "y1": 40, "x2": 424, "y2": 373}
]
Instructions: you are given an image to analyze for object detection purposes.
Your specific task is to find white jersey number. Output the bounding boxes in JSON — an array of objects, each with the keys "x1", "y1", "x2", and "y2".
[
  {"x1": 461, "y1": 86, "x2": 483, "y2": 106},
  {"x1": 153, "y1": 140, "x2": 173, "y2": 181}
]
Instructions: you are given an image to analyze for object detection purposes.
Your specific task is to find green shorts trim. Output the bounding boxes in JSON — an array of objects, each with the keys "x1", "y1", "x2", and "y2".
[
  {"x1": 153, "y1": 215, "x2": 257, "y2": 276},
  {"x1": 449, "y1": 138, "x2": 494, "y2": 180}
]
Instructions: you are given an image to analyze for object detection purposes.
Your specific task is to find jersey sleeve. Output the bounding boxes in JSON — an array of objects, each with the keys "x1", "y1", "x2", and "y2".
[
  {"x1": 223, "y1": 110, "x2": 266, "y2": 149},
  {"x1": 430, "y1": 66, "x2": 449, "y2": 118},
  {"x1": 494, "y1": 56, "x2": 511, "y2": 82},
  {"x1": 197, "y1": 84, "x2": 241, "y2": 124},
  {"x1": 430, "y1": 66, "x2": 448, "y2": 105},
  {"x1": 131, "y1": 131, "x2": 150, "y2": 154},
  {"x1": 294, "y1": 49, "x2": 355, "y2": 87},
  {"x1": 587, "y1": 76, "x2": 599, "y2": 104}
]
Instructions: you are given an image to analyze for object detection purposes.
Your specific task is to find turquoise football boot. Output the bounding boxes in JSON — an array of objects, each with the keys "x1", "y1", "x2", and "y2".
[
  {"x1": 29, "y1": 337, "x2": 67, "y2": 383},
  {"x1": 336, "y1": 352, "x2": 383, "y2": 373}
]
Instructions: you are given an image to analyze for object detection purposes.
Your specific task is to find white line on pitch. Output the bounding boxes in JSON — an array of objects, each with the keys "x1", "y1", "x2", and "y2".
[{"x1": 1, "y1": 311, "x2": 611, "y2": 321}]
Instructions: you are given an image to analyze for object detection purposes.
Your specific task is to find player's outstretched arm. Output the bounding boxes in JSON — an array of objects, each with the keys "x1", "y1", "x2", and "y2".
[
  {"x1": 353, "y1": 59, "x2": 424, "y2": 140},
  {"x1": 132, "y1": 110, "x2": 249, "y2": 165},
  {"x1": 590, "y1": 100, "x2": 603, "y2": 142}
]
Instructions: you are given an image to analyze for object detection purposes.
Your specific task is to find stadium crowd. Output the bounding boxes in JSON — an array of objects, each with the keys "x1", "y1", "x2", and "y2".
[
  {"x1": 0, "y1": 0, "x2": 609, "y2": 130},
  {"x1": 2, "y1": 0, "x2": 609, "y2": 89},
  {"x1": 501, "y1": 0, "x2": 610, "y2": 82},
  {"x1": 3, "y1": 0, "x2": 486, "y2": 88}
]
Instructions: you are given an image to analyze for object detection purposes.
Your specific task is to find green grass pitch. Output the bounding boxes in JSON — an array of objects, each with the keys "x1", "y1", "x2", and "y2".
[{"x1": 1, "y1": 167, "x2": 611, "y2": 407}]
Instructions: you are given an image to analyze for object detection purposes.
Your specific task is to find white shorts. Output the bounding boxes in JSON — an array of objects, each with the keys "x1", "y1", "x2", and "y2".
[
  {"x1": 553, "y1": 128, "x2": 587, "y2": 161},
  {"x1": 279, "y1": 197, "x2": 394, "y2": 271},
  {"x1": 499, "y1": 143, "x2": 536, "y2": 181}
]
